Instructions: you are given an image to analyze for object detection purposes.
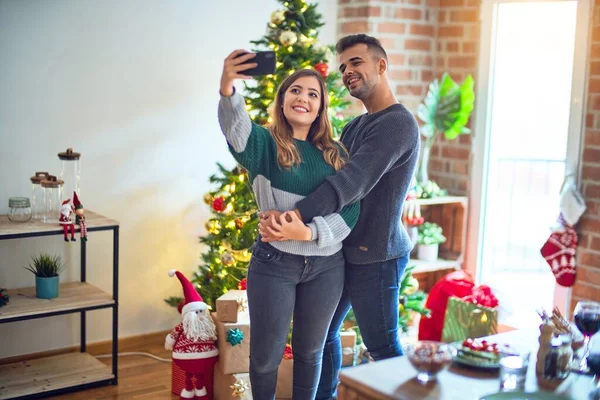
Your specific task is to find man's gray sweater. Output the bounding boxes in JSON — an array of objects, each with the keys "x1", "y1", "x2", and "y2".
[{"x1": 296, "y1": 103, "x2": 420, "y2": 265}]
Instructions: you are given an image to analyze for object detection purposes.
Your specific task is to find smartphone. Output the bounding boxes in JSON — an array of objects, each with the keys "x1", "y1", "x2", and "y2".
[{"x1": 237, "y1": 51, "x2": 276, "y2": 76}]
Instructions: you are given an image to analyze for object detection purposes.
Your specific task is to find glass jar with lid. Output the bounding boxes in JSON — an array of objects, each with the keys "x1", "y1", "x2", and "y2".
[
  {"x1": 41, "y1": 175, "x2": 64, "y2": 224},
  {"x1": 8, "y1": 197, "x2": 32, "y2": 223},
  {"x1": 58, "y1": 148, "x2": 81, "y2": 201},
  {"x1": 30, "y1": 171, "x2": 49, "y2": 220}
]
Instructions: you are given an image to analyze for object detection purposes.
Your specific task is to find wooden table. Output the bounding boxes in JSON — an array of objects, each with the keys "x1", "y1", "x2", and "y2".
[{"x1": 338, "y1": 330, "x2": 598, "y2": 400}]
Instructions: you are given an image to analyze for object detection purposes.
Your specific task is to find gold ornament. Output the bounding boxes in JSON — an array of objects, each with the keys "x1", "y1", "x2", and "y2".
[
  {"x1": 223, "y1": 241, "x2": 252, "y2": 263},
  {"x1": 230, "y1": 378, "x2": 249, "y2": 397},
  {"x1": 404, "y1": 276, "x2": 420, "y2": 295},
  {"x1": 270, "y1": 10, "x2": 285, "y2": 25},
  {"x1": 279, "y1": 30, "x2": 297, "y2": 46},
  {"x1": 203, "y1": 193, "x2": 213, "y2": 205},
  {"x1": 234, "y1": 217, "x2": 244, "y2": 229},
  {"x1": 205, "y1": 220, "x2": 221, "y2": 234},
  {"x1": 220, "y1": 252, "x2": 235, "y2": 266}
]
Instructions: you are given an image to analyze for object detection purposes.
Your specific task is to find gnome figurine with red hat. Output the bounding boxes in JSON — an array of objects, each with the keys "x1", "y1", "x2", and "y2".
[
  {"x1": 72, "y1": 192, "x2": 87, "y2": 242},
  {"x1": 59, "y1": 199, "x2": 76, "y2": 242},
  {"x1": 166, "y1": 269, "x2": 219, "y2": 400}
]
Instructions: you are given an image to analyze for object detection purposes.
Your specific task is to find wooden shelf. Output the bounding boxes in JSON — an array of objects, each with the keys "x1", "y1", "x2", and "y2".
[
  {"x1": 0, "y1": 282, "x2": 114, "y2": 323},
  {"x1": 0, "y1": 352, "x2": 114, "y2": 399},
  {"x1": 410, "y1": 258, "x2": 461, "y2": 273},
  {"x1": 413, "y1": 195, "x2": 467, "y2": 206},
  {"x1": 0, "y1": 211, "x2": 119, "y2": 240}
]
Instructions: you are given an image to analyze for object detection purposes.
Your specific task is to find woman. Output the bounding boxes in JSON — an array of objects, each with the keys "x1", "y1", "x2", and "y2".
[{"x1": 218, "y1": 49, "x2": 359, "y2": 400}]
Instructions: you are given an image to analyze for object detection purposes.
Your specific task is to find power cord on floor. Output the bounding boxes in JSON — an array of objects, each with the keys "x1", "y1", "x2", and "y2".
[{"x1": 95, "y1": 352, "x2": 171, "y2": 363}]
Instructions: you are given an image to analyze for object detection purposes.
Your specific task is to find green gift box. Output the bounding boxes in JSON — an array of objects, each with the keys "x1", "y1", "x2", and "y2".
[{"x1": 441, "y1": 297, "x2": 498, "y2": 343}]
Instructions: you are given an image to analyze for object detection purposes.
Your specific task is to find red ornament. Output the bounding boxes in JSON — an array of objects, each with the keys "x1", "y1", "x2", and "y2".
[
  {"x1": 283, "y1": 343, "x2": 293, "y2": 360},
  {"x1": 315, "y1": 62, "x2": 329, "y2": 77},
  {"x1": 238, "y1": 277, "x2": 247, "y2": 290},
  {"x1": 212, "y1": 196, "x2": 225, "y2": 212}
]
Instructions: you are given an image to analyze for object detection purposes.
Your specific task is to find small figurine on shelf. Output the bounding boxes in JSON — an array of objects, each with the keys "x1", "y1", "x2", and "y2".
[
  {"x1": 59, "y1": 199, "x2": 76, "y2": 242},
  {"x1": 166, "y1": 270, "x2": 219, "y2": 400},
  {"x1": 72, "y1": 192, "x2": 87, "y2": 242}
]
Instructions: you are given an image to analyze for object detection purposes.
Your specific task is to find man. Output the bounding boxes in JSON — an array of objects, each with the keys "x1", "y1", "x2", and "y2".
[{"x1": 260, "y1": 34, "x2": 420, "y2": 398}]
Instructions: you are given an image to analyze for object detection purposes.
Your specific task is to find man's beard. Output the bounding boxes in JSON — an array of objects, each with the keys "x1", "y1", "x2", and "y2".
[
  {"x1": 183, "y1": 312, "x2": 217, "y2": 341},
  {"x1": 346, "y1": 74, "x2": 375, "y2": 100}
]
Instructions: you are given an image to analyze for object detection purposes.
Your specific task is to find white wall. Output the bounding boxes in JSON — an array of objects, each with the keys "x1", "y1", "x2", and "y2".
[{"x1": 0, "y1": 0, "x2": 338, "y2": 358}]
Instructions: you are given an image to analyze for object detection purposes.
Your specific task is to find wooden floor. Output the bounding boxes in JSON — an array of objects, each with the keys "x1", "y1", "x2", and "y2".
[{"x1": 47, "y1": 331, "x2": 178, "y2": 400}]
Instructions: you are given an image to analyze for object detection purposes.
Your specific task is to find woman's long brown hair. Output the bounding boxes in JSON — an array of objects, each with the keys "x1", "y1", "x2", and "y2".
[{"x1": 267, "y1": 69, "x2": 347, "y2": 171}]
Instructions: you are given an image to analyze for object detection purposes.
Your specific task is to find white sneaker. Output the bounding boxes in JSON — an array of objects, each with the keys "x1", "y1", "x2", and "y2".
[
  {"x1": 180, "y1": 388, "x2": 195, "y2": 399},
  {"x1": 195, "y1": 386, "x2": 207, "y2": 397}
]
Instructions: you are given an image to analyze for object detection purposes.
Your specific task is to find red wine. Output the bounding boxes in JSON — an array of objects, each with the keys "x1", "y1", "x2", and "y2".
[{"x1": 574, "y1": 312, "x2": 600, "y2": 337}]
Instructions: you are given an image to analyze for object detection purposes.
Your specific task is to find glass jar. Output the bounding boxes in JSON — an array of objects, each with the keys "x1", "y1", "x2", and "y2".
[
  {"x1": 30, "y1": 171, "x2": 49, "y2": 220},
  {"x1": 8, "y1": 197, "x2": 32, "y2": 223},
  {"x1": 58, "y1": 148, "x2": 81, "y2": 201},
  {"x1": 41, "y1": 175, "x2": 64, "y2": 224},
  {"x1": 557, "y1": 334, "x2": 573, "y2": 379}
]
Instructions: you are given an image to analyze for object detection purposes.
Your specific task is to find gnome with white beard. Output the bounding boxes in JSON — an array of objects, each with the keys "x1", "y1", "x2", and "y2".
[{"x1": 166, "y1": 270, "x2": 219, "y2": 400}]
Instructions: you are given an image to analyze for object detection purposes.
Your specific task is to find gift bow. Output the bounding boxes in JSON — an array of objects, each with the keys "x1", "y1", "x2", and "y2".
[
  {"x1": 230, "y1": 379, "x2": 249, "y2": 397},
  {"x1": 237, "y1": 297, "x2": 248, "y2": 313},
  {"x1": 461, "y1": 285, "x2": 498, "y2": 308}
]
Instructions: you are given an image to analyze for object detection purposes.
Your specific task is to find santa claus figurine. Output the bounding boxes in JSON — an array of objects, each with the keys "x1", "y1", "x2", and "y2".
[
  {"x1": 72, "y1": 192, "x2": 87, "y2": 242},
  {"x1": 166, "y1": 270, "x2": 219, "y2": 400},
  {"x1": 59, "y1": 199, "x2": 76, "y2": 242}
]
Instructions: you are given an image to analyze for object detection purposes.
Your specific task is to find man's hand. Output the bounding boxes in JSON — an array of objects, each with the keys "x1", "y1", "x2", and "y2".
[{"x1": 258, "y1": 210, "x2": 285, "y2": 242}]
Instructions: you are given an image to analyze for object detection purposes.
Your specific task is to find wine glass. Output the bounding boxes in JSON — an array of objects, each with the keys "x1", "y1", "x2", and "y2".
[{"x1": 573, "y1": 300, "x2": 600, "y2": 372}]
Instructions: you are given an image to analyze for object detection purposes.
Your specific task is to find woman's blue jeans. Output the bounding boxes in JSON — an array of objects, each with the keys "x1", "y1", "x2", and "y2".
[
  {"x1": 315, "y1": 253, "x2": 410, "y2": 399},
  {"x1": 247, "y1": 241, "x2": 345, "y2": 400}
]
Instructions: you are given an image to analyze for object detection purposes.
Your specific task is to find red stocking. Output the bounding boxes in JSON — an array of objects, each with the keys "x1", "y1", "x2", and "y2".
[{"x1": 540, "y1": 215, "x2": 577, "y2": 287}]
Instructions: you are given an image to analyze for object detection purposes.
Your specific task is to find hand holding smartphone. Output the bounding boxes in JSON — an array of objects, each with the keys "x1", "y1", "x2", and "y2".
[{"x1": 220, "y1": 50, "x2": 276, "y2": 96}]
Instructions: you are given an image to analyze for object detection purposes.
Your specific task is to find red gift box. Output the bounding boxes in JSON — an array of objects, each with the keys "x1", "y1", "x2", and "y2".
[{"x1": 171, "y1": 361, "x2": 215, "y2": 397}]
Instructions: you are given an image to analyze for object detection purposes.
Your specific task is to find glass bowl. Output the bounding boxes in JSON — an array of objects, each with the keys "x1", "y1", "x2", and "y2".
[{"x1": 406, "y1": 340, "x2": 457, "y2": 383}]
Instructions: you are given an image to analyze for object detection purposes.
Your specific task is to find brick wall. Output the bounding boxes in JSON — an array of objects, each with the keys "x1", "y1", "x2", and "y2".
[
  {"x1": 337, "y1": 0, "x2": 600, "y2": 303},
  {"x1": 338, "y1": 0, "x2": 437, "y2": 113},
  {"x1": 428, "y1": 0, "x2": 480, "y2": 195},
  {"x1": 572, "y1": 2, "x2": 600, "y2": 306}
]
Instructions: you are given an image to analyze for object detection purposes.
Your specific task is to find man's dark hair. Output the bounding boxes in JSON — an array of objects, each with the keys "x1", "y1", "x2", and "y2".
[{"x1": 335, "y1": 34, "x2": 388, "y2": 61}]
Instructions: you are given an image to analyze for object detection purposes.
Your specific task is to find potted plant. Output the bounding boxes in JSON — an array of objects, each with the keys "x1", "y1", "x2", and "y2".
[
  {"x1": 417, "y1": 222, "x2": 446, "y2": 261},
  {"x1": 416, "y1": 73, "x2": 475, "y2": 192},
  {"x1": 24, "y1": 253, "x2": 64, "y2": 299}
]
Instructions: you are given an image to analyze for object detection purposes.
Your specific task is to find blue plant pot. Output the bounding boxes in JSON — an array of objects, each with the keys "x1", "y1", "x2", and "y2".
[{"x1": 36, "y1": 276, "x2": 59, "y2": 299}]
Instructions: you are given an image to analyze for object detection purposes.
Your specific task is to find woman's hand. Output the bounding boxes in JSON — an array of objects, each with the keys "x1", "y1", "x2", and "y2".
[
  {"x1": 220, "y1": 50, "x2": 257, "y2": 97},
  {"x1": 264, "y1": 211, "x2": 312, "y2": 241}
]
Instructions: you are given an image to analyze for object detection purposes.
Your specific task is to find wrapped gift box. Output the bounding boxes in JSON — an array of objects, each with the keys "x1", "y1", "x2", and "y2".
[
  {"x1": 171, "y1": 360, "x2": 215, "y2": 397},
  {"x1": 213, "y1": 360, "x2": 252, "y2": 400},
  {"x1": 275, "y1": 358, "x2": 293, "y2": 399},
  {"x1": 216, "y1": 289, "x2": 248, "y2": 323},
  {"x1": 213, "y1": 312, "x2": 251, "y2": 374},
  {"x1": 340, "y1": 330, "x2": 357, "y2": 367}
]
